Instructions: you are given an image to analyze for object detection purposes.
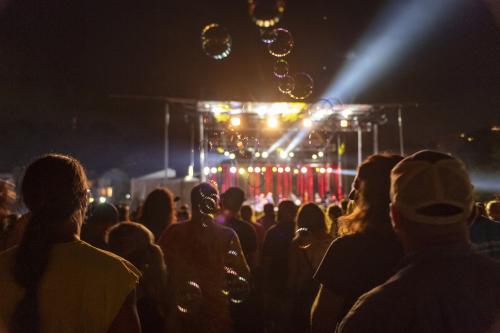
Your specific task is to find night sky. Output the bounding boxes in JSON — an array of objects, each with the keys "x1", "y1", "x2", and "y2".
[{"x1": 0, "y1": 0, "x2": 499, "y2": 177}]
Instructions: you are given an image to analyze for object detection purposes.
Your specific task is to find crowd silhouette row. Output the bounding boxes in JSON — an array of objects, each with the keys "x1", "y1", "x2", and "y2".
[{"x1": 1, "y1": 151, "x2": 500, "y2": 333}]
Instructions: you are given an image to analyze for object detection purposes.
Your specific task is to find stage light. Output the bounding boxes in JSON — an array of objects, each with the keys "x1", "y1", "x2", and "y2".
[
  {"x1": 224, "y1": 151, "x2": 230, "y2": 156},
  {"x1": 255, "y1": 167, "x2": 261, "y2": 173},
  {"x1": 278, "y1": 167, "x2": 284, "y2": 173},
  {"x1": 279, "y1": 151, "x2": 288, "y2": 159},
  {"x1": 217, "y1": 147, "x2": 225, "y2": 154},
  {"x1": 239, "y1": 168, "x2": 246, "y2": 175},
  {"x1": 218, "y1": 166, "x2": 223, "y2": 172},
  {"x1": 327, "y1": 167, "x2": 333, "y2": 173},
  {"x1": 229, "y1": 153, "x2": 236, "y2": 159},
  {"x1": 285, "y1": 166, "x2": 291, "y2": 173},
  {"x1": 322, "y1": 0, "x2": 464, "y2": 102},
  {"x1": 230, "y1": 117, "x2": 241, "y2": 127},
  {"x1": 99, "y1": 196, "x2": 107, "y2": 204},
  {"x1": 211, "y1": 167, "x2": 218, "y2": 174},
  {"x1": 255, "y1": 152, "x2": 261, "y2": 158},
  {"x1": 320, "y1": 168, "x2": 326, "y2": 174},
  {"x1": 203, "y1": 167, "x2": 210, "y2": 175},
  {"x1": 312, "y1": 154, "x2": 318, "y2": 160},
  {"x1": 301, "y1": 167, "x2": 308, "y2": 174},
  {"x1": 288, "y1": 152, "x2": 295, "y2": 158},
  {"x1": 267, "y1": 117, "x2": 279, "y2": 129},
  {"x1": 318, "y1": 151, "x2": 324, "y2": 158},
  {"x1": 230, "y1": 166, "x2": 237, "y2": 174},
  {"x1": 303, "y1": 118, "x2": 313, "y2": 128},
  {"x1": 89, "y1": 197, "x2": 95, "y2": 203},
  {"x1": 262, "y1": 151, "x2": 269, "y2": 158},
  {"x1": 294, "y1": 199, "x2": 302, "y2": 206},
  {"x1": 262, "y1": 167, "x2": 267, "y2": 172},
  {"x1": 272, "y1": 167, "x2": 278, "y2": 173},
  {"x1": 293, "y1": 169, "x2": 299, "y2": 175},
  {"x1": 340, "y1": 120, "x2": 349, "y2": 128},
  {"x1": 248, "y1": 166, "x2": 254, "y2": 173},
  {"x1": 125, "y1": 193, "x2": 131, "y2": 199}
]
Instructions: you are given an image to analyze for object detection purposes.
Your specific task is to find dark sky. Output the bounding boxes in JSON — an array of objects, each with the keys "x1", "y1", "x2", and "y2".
[{"x1": 0, "y1": 0, "x2": 499, "y2": 177}]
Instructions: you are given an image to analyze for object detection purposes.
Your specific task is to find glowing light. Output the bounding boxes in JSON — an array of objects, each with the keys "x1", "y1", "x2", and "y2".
[
  {"x1": 239, "y1": 168, "x2": 246, "y2": 175},
  {"x1": 279, "y1": 151, "x2": 288, "y2": 159},
  {"x1": 303, "y1": 118, "x2": 313, "y2": 128},
  {"x1": 320, "y1": 168, "x2": 326, "y2": 174},
  {"x1": 293, "y1": 169, "x2": 299, "y2": 175},
  {"x1": 312, "y1": 154, "x2": 318, "y2": 160},
  {"x1": 255, "y1": 167, "x2": 261, "y2": 173},
  {"x1": 278, "y1": 167, "x2": 284, "y2": 173},
  {"x1": 230, "y1": 117, "x2": 241, "y2": 127},
  {"x1": 211, "y1": 167, "x2": 218, "y2": 174},
  {"x1": 203, "y1": 167, "x2": 210, "y2": 176},
  {"x1": 89, "y1": 197, "x2": 94, "y2": 203},
  {"x1": 272, "y1": 167, "x2": 278, "y2": 173},
  {"x1": 216, "y1": 147, "x2": 225, "y2": 154},
  {"x1": 229, "y1": 153, "x2": 236, "y2": 160},
  {"x1": 288, "y1": 152, "x2": 295, "y2": 158},
  {"x1": 467, "y1": 137, "x2": 474, "y2": 142},
  {"x1": 294, "y1": 199, "x2": 302, "y2": 206},
  {"x1": 318, "y1": 151, "x2": 324, "y2": 157},
  {"x1": 255, "y1": 152, "x2": 261, "y2": 158},
  {"x1": 262, "y1": 152, "x2": 269, "y2": 158},
  {"x1": 224, "y1": 151, "x2": 230, "y2": 156},
  {"x1": 340, "y1": 120, "x2": 349, "y2": 128},
  {"x1": 125, "y1": 193, "x2": 131, "y2": 199},
  {"x1": 98, "y1": 196, "x2": 107, "y2": 204},
  {"x1": 285, "y1": 166, "x2": 291, "y2": 173},
  {"x1": 248, "y1": 166, "x2": 254, "y2": 173},
  {"x1": 218, "y1": 166, "x2": 223, "y2": 172},
  {"x1": 230, "y1": 167, "x2": 237, "y2": 174},
  {"x1": 262, "y1": 167, "x2": 267, "y2": 172},
  {"x1": 267, "y1": 117, "x2": 279, "y2": 128},
  {"x1": 301, "y1": 167, "x2": 308, "y2": 174},
  {"x1": 327, "y1": 167, "x2": 333, "y2": 173}
]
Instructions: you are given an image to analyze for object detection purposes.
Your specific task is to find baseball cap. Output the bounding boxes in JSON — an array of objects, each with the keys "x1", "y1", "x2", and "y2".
[{"x1": 390, "y1": 150, "x2": 474, "y2": 225}]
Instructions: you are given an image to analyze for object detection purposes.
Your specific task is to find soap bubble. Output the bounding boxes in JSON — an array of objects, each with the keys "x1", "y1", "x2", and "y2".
[
  {"x1": 222, "y1": 266, "x2": 250, "y2": 304},
  {"x1": 198, "y1": 188, "x2": 219, "y2": 218},
  {"x1": 278, "y1": 75, "x2": 295, "y2": 94},
  {"x1": 176, "y1": 281, "x2": 203, "y2": 314},
  {"x1": 295, "y1": 227, "x2": 313, "y2": 249},
  {"x1": 273, "y1": 59, "x2": 289, "y2": 78},
  {"x1": 249, "y1": 0, "x2": 285, "y2": 28},
  {"x1": 288, "y1": 73, "x2": 313, "y2": 100},
  {"x1": 201, "y1": 23, "x2": 232, "y2": 60},
  {"x1": 260, "y1": 28, "x2": 277, "y2": 44},
  {"x1": 268, "y1": 28, "x2": 293, "y2": 57}
]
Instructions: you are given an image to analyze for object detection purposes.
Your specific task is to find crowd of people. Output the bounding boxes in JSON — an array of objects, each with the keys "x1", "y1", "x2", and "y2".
[{"x1": 1, "y1": 150, "x2": 500, "y2": 333}]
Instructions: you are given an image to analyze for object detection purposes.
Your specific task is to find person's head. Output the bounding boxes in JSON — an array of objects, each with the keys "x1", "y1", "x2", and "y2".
[
  {"x1": 11, "y1": 154, "x2": 88, "y2": 333},
  {"x1": 140, "y1": 187, "x2": 175, "y2": 240},
  {"x1": 327, "y1": 204, "x2": 343, "y2": 220},
  {"x1": 389, "y1": 150, "x2": 475, "y2": 252},
  {"x1": 86, "y1": 202, "x2": 119, "y2": 228},
  {"x1": 191, "y1": 182, "x2": 219, "y2": 221},
  {"x1": 338, "y1": 153, "x2": 403, "y2": 236},
  {"x1": 221, "y1": 187, "x2": 245, "y2": 214},
  {"x1": 277, "y1": 200, "x2": 298, "y2": 224},
  {"x1": 486, "y1": 200, "x2": 500, "y2": 221},
  {"x1": 240, "y1": 205, "x2": 254, "y2": 223},
  {"x1": 297, "y1": 203, "x2": 327, "y2": 235},
  {"x1": 263, "y1": 203, "x2": 275, "y2": 217},
  {"x1": 340, "y1": 199, "x2": 349, "y2": 214}
]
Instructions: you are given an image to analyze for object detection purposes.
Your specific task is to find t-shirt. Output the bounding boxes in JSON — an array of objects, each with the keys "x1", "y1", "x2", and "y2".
[
  {"x1": 339, "y1": 245, "x2": 500, "y2": 333},
  {"x1": 0, "y1": 239, "x2": 140, "y2": 333},
  {"x1": 225, "y1": 217, "x2": 258, "y2": 269},
  {"x1": 262, "y1": 221, "x2": 296, "y2": 295},
  {"x1": 470, "y1": 215, "x2": 500, "y2": 260},
  {"x1": 159, "y1": 220, "x2": 249, "y2": 333},
  {"x1": 314, "y1": 231, "x2": 403, "y2": 322}
]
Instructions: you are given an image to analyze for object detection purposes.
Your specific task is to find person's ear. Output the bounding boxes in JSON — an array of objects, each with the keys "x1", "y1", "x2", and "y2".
[{"x1": 390, "y1": 203, "x2": 400, "y2": 231}]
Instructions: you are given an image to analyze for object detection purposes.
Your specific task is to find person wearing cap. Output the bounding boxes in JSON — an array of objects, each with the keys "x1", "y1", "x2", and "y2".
[{"x1": 338, "y1": 150, "x2": 500, "y2": 333}]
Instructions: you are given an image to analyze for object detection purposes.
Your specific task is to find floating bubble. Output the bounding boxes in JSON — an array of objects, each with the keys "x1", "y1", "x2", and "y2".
[
  {"x1": 268, "y1": 28, "x2": 293, "y2": 57},
  {"x1": 278, "y1": 75, "x2": 295, "y2": 94},
  {"x1": 176, "y1": 281, "x2": 203, "y2": 314},
  {"x1": 295, "y1": 227, "x2": 313, "y2": 249},
  {"x1": 249, "y1": 0, "x2": 285, "y2": 28},
  {"x1": 201, "y1": 23, "x2": 232, "y2": 60},
  {"x1": 260, "y1": 28, "x2": 277, "y2": 44},
  {"x1": 273, "y1": 59, "x2": 289, "y2": 78},
  {"x1": 223, "y1": 266, "x2": 250, "y2": 304},
  {"x1": 198, "y1": 189, "x2": 219, "y2": 218},
  {"x1": 288, "y1": 73, "x2": 314, "y2": 100}
]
